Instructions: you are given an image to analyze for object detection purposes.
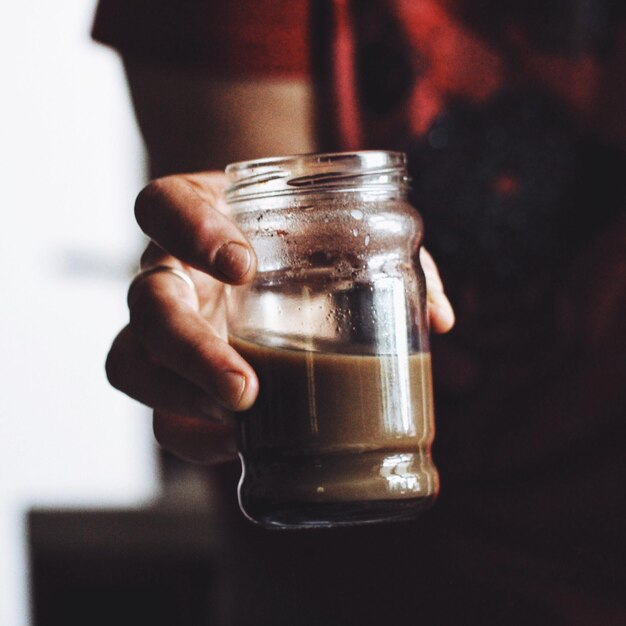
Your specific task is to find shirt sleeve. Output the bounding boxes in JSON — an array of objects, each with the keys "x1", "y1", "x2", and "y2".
[{"x1": 91, "y1": 0, "x2": 310, "y2": 77}]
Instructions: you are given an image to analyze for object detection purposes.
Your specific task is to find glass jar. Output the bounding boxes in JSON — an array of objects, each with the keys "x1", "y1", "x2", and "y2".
[{"x1": 225, "y1": 151, "x2": 438, "y2": 529}]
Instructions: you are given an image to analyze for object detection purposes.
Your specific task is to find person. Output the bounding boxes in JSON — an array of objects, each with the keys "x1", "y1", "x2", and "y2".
[{"x1": 97, "y1": 1, "x2": 626, "y2": 624}]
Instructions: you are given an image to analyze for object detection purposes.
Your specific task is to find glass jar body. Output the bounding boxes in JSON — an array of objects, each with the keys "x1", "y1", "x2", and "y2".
[{"x1": 227, "y1": 153, "x2": 438, "y2": 528}]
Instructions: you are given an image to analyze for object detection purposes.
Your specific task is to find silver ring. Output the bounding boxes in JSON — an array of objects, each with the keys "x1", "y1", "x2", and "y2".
[{"x1": 129, "y1": 265, "x2": 196, "y2": 297}]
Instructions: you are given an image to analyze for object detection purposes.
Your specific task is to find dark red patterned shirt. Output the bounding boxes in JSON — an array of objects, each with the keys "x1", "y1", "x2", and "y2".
[{"x1": 94, "y1": 2, "x2": 626, "y2": 623}]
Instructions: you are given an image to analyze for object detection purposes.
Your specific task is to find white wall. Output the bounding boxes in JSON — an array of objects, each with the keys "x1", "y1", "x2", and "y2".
[{"x1": 0, "y1": 2, "x2": 158, "y2": 624}]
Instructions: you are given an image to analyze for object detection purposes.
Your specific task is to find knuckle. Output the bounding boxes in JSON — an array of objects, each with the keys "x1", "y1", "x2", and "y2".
[
  {"x1": 194, "y1": 213, "x2": 223, "y2": 253},
  {"x1": 128, "y1": 289, "x2": 158, "y2": 342},
  {"x1": 139, "y1": 242, "x2": 165, "y2": 268},
  {"x1": 105, "y1": 340, "x2": 126, "y2": 391},
  {"x1": 134, "y1": 177, "x2": 172, "y2": 230},
  {"x1": 153, "y1": 412, "x2": 177, "y2": 451},
  {"x1": 152, "y1": 413, "x2": 168, "y2": 447},
  {"x1": 184, "y1": 174, "x2": 221, "y2": 205},
  {"x1": 128, "y1": 288, "x2": 205, "y2": 372}
]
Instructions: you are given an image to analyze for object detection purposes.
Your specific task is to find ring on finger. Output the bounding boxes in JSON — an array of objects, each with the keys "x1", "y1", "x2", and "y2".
[{"x1": 128, "y1": 264, "x2": 196, "y2": 298}]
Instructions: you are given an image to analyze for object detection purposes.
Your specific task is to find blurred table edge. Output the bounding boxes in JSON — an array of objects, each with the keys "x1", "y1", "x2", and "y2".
[{"x1": 27, "y1": 502, "x2": 227, "y2": 560}]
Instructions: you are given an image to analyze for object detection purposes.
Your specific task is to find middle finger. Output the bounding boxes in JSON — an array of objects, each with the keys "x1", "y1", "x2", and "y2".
[{"x1": 127, "y1": 268, "x2": 259, "y2": 411}]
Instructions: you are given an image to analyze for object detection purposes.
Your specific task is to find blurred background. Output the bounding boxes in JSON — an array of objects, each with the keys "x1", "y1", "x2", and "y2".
[
  {"x1": 3, "y1": 2, "x2": 624, "y2": 625},
  {"x1": 0, "y1": 2, "x2": 159, "y2": 624}
]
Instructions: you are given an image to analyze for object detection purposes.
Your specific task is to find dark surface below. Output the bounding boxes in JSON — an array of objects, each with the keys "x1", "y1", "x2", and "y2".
[{"x1": 29, "y1": 504, "x2": 224, "y2": 626}]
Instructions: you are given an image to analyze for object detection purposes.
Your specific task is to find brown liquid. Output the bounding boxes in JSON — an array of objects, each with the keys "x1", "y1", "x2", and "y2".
[{"x1": 231, "y1": 336, "x2": 438, "y2": 527}]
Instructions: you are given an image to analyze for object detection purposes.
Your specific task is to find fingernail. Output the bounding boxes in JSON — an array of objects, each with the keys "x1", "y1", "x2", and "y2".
[
  {"x1": 215, "y1": 242, "x2": 251, "y2": 282},
  {"x1": 216, "y1": 370, "x2": 246, "y2": 409}
]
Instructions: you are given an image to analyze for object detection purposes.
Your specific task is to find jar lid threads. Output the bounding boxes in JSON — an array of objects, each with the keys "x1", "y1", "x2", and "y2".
[{"x1": 226, "y1": 151, "x2": 410, "y2": 204}]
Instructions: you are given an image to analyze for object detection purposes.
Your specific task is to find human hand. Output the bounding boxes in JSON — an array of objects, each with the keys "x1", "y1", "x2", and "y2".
[{"x1": 106, "y1": 172, "x2": 455, "y2": 465}]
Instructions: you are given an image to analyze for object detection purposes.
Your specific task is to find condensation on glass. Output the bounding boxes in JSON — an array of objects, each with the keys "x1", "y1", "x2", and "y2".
[{"x1": 225, "y1": 151, "x2": 438, "y2": 529}]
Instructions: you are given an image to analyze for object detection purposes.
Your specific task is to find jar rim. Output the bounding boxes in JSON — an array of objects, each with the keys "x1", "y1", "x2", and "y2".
[{"x1": 225, "y1": 150, "x2": 409, "y2": 205}]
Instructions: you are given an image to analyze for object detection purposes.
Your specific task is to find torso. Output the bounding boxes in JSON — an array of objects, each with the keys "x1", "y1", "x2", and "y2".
[
  {"x1": 125, "y1": 63, "x2": 316, "y2": 176},
  {"x1": 118, "y1": 3, "x2": 626, "y2": 623}
]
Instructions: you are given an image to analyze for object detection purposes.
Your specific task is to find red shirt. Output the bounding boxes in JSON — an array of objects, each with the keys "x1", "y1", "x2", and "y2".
[{"x1": 93, "y1": 2, "x2": 626, "y2": 623}]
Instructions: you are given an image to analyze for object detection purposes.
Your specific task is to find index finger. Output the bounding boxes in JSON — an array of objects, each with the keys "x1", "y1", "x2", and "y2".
[{"x1": 134, "y1": 172, "x2": 256, "y2": 285}]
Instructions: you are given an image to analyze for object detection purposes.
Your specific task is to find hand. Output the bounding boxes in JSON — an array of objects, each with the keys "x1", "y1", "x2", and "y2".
[{"x1": 106, "y1": 172, "x2": 455, "y2": 465}]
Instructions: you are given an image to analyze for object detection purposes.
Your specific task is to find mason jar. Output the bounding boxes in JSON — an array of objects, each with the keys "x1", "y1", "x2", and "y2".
[{"x1": 225, "y1": 151, "x2": 438, "y2": 529}]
